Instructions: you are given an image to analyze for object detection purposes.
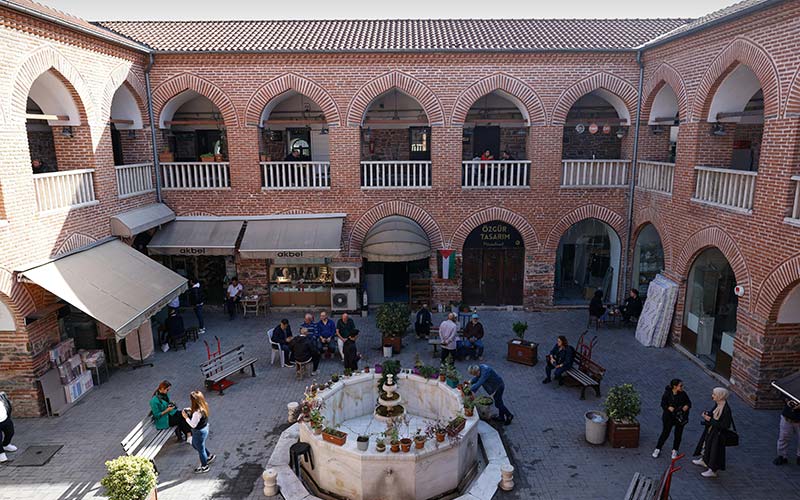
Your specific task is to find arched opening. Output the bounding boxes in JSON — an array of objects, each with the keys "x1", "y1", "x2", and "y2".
[
  {"x1": 362, "y1": 216, "x2": 432, "y2": 304},
  {"x1": 632, "y1": 224, "x2": 665, "y2": 297},
  {"x1": 26, "y1": 70, "x2": 82, "y2": 174},
  {"x1": 777, "y1": 282, "x2": 800, "y2": 324},
  {"x1": 461, "y1": 91, "x2": 529, "y2": 187},
  {"x1": 554, "y1": 218, "x2": 621, "y2": 305},
  {"x1": 360, "y1": 89, "x2": 431, "y2": 188},
  {"x1": 258, "y1": 91, "x2": 331, "y2": 189},
  {"x1": 109, "y1": 83, "x2": 149, "y2": 168},
  {"x1": 461, "y1": 221, "x2": 524, "y2": 306},
  {"x1": 646, "y1": 84, "x2": 680, "y2": 163},
  {"x1": 159, "y1": 90, "x2": 228, "y2": 162},
  {"x1": 680, "y1": 248, "x2": 737, "y2": 378}
]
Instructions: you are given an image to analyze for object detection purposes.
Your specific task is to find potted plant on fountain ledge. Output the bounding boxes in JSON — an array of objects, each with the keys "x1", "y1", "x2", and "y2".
[
  {"x1": 604, "y1": 384, "x2": 641, "y2": 448},
  {"x1": 322, "y1": 425, "x2": 348, "y2": 446},
  {"x1": 376, "y1": 303, "x2": 410, "y2": 354},
  {"x1": 507, "y1": 321, "x2": 538, "y2": 366}
]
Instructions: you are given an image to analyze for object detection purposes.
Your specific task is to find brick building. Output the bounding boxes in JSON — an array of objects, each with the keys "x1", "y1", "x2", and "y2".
[{"x1": 0, "y1": 0, "x2": 798, "y2": 416}]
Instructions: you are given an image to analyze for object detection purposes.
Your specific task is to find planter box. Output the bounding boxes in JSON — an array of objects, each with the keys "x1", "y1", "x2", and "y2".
[
  {"x1": 507, "y1": 339, "x2": 538, "y2": 366},
  {"x1": 158, "y1": 152, "x2": 174, "y2": 162},
  {"x1": 322, "y1": 430, "x2": 348, "y2": 446},
  {"x1": 200, "y1": 157, "x2": 215, "y2": 163},
  {"x1": 383, "y1": 336, "x2": 402, "y2": 354},
  {"x1": 607, "y1": 419, "x2": 640, "y2": 448}
]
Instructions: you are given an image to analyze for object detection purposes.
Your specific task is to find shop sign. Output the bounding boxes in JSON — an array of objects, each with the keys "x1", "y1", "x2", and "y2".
[
  {"x1": 588, "y1": 123, "x2": 599, "y2": 134},
  {"x1": 277, "y1": 251, "x2": 304, "y2": 258},
  {"x1": 602, "y1": 124, "x2": 611, "y2": 134},
  {"x1": 179, "y1": 247, "x2": 207, "y2": 255},
  {"x1": 465, "y1": 221, "x2": 524, "y2": 249}
]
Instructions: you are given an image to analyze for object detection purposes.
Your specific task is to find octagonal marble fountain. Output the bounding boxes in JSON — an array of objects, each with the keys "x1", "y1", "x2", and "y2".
[{"x1": 298, "y1": 371, "x2": 480, "y2": 500}]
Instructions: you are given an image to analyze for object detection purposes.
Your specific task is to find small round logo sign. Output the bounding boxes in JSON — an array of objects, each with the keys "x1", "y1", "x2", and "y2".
[
  {"x1": 602, "y1": 124, "x2": 611, "y2": 134},
  {"x1": 588, "y1": 123, "x2": 599, "y2": 134},
  {"x1": 575, "y1": 123, "x2": 585, "y2": 134}
]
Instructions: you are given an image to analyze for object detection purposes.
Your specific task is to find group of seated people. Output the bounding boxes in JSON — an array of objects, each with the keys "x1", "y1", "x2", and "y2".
[
  {"x1": 473, "y1": 149, "x2": 515, "y2": 161},
  {"x1": 589, "y1": 288, "x2": 644, "y2": 326},
  {"x1": 432, "y1": 308, "x2": 486, "y2": 361},
  {"x1": 270, "y1": 311, "x2": 361, "y2": 375}
]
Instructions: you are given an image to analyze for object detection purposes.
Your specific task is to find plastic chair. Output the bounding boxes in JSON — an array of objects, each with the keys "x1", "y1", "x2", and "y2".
[
  {"x1": 289, "y1": 442, "x2": 314, "y2": 476},
  {"x1": 268, "y1": 328, "x2": 289, "y2": 367}
]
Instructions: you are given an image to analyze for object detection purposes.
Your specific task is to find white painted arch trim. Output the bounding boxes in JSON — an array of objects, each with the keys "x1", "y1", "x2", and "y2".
[
  {"x1": 28, "y1": 71, "x2": 81, "y2": 126},
  {"x1": 591, "y1": 89, "x2": 631, "y2": 125},
  {"x1": 648, "y1": 85, "x2": 679, "y2": 124},
  {"x1": 159, "y1": 89, "x2": 200, "y2": 129},
  {"x1": 110, "y1": 85, "x2": 143, "y2": 130},
  {"x1": 707, "y1": 64, "x2": 762, "y2": 123}
]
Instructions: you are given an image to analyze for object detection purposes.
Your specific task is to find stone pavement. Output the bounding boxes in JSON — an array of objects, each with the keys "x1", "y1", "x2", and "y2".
[{"x1": 0, "y1": 309, "x2": 798, "y2": 500}]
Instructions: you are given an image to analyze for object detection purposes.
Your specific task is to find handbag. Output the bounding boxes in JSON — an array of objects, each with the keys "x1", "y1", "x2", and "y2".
[
  {"x1": 673, "y1": 408, "x2": 688, "y2": 426},
  {"x1": 721, "y1": 416, "x2": 739, "y2": 447}
]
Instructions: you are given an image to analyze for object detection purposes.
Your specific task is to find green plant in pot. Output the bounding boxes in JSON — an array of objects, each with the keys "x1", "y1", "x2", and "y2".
[
  {"x1": 512, "y1": 321, "x2": 528, "y2": 340},
  {"x1": 604, "y1": 384, "x2": 642, "y2": 448},
  {"x1": 507, "y1": 320, "x2": 538, "y2": 366},
  {"x1": 376, "y1": 303, "x2": 410, "y2": 354},
  {"x1": 101, "y1": 455, "x2": 157, "y2": 500},
  {"x1": 199, "y1": 152, "x2": 215, "y2": 162}
]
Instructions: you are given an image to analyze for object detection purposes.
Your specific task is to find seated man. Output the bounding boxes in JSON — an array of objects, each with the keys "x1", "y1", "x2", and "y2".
[
  {"x1": 414, "y1": 304, "x2": 432, "y2": 340},
  {"x1": 317, "y1": 311, "x2": 337, "y2": 358},
  {"x1": 589, "y1": 290, "x2": 608, "y2": 323},
  {"x1": 343, "y1": 329, "x2": 361, "y2": 372},
  {"x1": 271, "y1": 319, "x2": 294, "y2": 366},
  {"x1": 620, "y1": 289, "x2": 643, "y2": 324},
  {"x1": 542, "y1": 335, "x2": 574, "y2": 386},
  {"x1": 298, "y1": 313, "x2": 319, "y2": 350},
  {"x1": 463, "y1": 313, "x2": 485, "y2": 360},
  {"x1": 163, "y1": 308, "x2": 185, "y2": 347},
  {"x1": 290, "y1": 327, "x2": 320, "y2": 376}
]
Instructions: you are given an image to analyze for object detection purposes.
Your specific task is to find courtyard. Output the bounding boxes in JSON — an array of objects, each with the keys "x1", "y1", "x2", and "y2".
[{"x1": 0, "y1": 309, "x2": 797, "y2": 500}]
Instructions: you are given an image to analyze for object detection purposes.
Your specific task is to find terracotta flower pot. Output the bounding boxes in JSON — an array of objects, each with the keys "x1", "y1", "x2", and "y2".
[
  {"x1": 464, "y1": 407, "x2": 475, "y2": 417},
  {"x1": 390, "y1": 440, "x2": 400, "y2": 453},
  {"x1": 435, "y1": 432, "x2": 446, "y2": 442},
  {"x1": 400, "y1": 438, "x2": 412, "y2": 453},
  {"x1": 322, "y1": 429, "x2": 348, "y2": 446},
  {"x1": 439, "y1": 374, "x2": 446, "y2": 382},
  {"x1": 364, "y1": 367, "x2": 370, "y2": 373},
  {"x1": 414, "y1": 437, "x2": 426, "y2": 449}
]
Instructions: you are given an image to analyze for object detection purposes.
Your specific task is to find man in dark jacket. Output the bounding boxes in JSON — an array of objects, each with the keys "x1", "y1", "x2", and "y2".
[
  {"x1": 543, "y1": 336, "x2": 574, "y2": 385},
  {"x1": 291, "y1": 328, "x2": 320, "y2": 376},
  {"x1": 343, "y1": 329, "x2": 361, "y2": 372},
  {"x1": 0, "y1": 392, "x2": 16, "y2": 463},
  {"x1": 414, "y1": 304, "x2": 432, "y2": 339},
  {"x1": 164, "y1": 308, "x2": 185, "y2": 346},
  {"x1": 620, "y1": 289, "x2": 643, "y2": 324},
  {"x1": 468, "y1": 364, "x2": 513, "y2": 425},
  {"x1": 774, "y1": 396, "x2": 800, "y2": 465},
  {"x1": 463, "y1": 313, "x2": 485, "y2": 360},
  {"x1": 271, "y1": 319, "x2": 294, "y2": 366},
  {"x1": 189, "y1": 278, "x2": 206, "y2": 333}
]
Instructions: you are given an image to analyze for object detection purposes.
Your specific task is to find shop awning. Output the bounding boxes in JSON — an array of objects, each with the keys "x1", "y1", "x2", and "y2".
[
  {"x1": 148, "y1": 220, "x2": 243, "y2": 256},
  {"x1": 110, "y1": 203, "x2": 175, "y2": 238},
  {"x1": 18, "y1": 239, "x2": 187, "y2": 340},
  {"x1": 362, "y1": 215, "x2": 431, "y2": 262},
  {"x1": 239, "y1": 215, "x2": 344, "y2": 259},
  {"x1": 773, "y1": 372, "x2": 800, "y2": 403}
]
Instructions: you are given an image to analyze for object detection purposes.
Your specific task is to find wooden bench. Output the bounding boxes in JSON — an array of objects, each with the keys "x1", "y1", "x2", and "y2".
[
  {"x1": 200, "y1": 344, "x2": 258, "y2": 395},
  {"x1": 564, "y1": 350, "x2": 606, "y2": 400},
  {"x1": 623, "y1": 454, "x2": 683, "y2": 500},
  {"x1": 121, "y1": 414, "x2": 173, "y2": 472}
]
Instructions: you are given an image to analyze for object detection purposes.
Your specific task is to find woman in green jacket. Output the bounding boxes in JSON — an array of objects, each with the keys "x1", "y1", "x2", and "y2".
[{"x1": 150, "y1": 380, "x2": 191, "y2": 442}]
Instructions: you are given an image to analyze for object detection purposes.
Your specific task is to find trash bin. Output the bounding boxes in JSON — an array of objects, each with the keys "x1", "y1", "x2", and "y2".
[
  {"x1": 383, "y1": 344, "x2": 393, "y2": 358},
  {"x1": 585, "y1": 411, "x2": 608, "y2": 445}
]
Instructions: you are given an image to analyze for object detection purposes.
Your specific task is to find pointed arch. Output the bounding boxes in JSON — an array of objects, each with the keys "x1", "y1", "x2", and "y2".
[
  {"x1": 100, "y1": 63, "x2": 147, "y2": 126},
  {"x1": 0, "y1": 268, "x2": 36, "y2": 319},
  {"x1": 347, "y1": 71, "x2": 445, "y2": 127},
  {"x1": 245, "y1": 73, "x2": 340, "y2": 127},
  {"x1": 755, "y1": 254, "x2": 800, "y2": 319},
  {"x1": 347, "y1": 201, "x2": 443, "y2": 257},
  {"x1": 451, "y1": 73, "x2": 547, "y2": 126},
  {"x1": 550, "y1": 72, "x2": 638, "y2": 126},
  {"x1": 152, "y1": 73, "x2": 239, "y2": 127},
  {"x1": 641, "y1": 63, "x2": 689, "y2": 123},
  {"x1": 10, "y1": 44, "x2": 96, "y2": 125},
  {"x1": 450, "y1": 207, "x2": 539, "y2": 251},
  {"x1": 544, "y1": 204, "x2": 626, "y2": 255},
  {"x1": 692, "y1": 38, "x2": 780, "y2": 122}
]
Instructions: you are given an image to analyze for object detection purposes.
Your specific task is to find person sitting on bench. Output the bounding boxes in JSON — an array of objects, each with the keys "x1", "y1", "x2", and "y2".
[
  {"x1": 463, "y1": 313, "x2": 485, "y2": 360},
  {"x1": 343, "y1": 329, "x2": 361, "y2": 372},
  {"x1": 620, "y1": 289, "x2": 643, "y2": 324},
  {"x1": 291, "y1": 327, "x2": 320, "y2": 376},
  {"x1": 149, "y1": 380, "x2": 192, "y2": 442},
  {"x1": 543, "y1": 335, "x2": 575, "y2": 386},
  {"x1": 271, "y1": 319, "x2": 294, "y2": 366}
]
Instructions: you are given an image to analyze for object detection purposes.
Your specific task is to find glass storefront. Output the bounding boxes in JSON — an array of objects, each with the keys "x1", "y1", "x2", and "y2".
[
  {"x1": 554, "y1": 218, "x2": 621, "y2": 305},
  {"x1": 632, "y1": 224, "x2": 665, "y2": 296}
]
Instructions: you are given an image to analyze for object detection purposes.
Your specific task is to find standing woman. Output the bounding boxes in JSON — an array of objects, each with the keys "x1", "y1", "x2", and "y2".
[
  {"x1": 652, "y1": 379, "x2": 691, "y2": 459},
  {"x1": 692, "y1": 387, "x2": 734, "y2": 478},
  {"x1": 183, "y1": 391, "x2": 216, "y2": 473},
  {"x1": 149, "y1": 381, "x2": 191, "y2": 442}
]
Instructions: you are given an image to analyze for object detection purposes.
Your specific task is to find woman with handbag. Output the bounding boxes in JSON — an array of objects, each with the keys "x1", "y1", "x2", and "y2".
[
  {"x1": 149, "y1": 381, "x2": 192, "y2": 443},
  {"x1": 652, "y1": 379, "x2": 691, "y2": 459},
  {"x1": 183, "y1": 391, "x2": 216, "y2": 474},
  {"x1": 692, "y1": 387, "x2": 735, "y2": 478}
]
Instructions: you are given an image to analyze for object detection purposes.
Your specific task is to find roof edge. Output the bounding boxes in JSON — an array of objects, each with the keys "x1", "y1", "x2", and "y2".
[{"x1": 148, "y1": 48, "x2": 641, "y2": 55}]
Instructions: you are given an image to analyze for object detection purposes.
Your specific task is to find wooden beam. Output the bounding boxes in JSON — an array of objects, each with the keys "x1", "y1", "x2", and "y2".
[
  {"x1": 564, "y1": 119, "x2": 628, "y2": 126},
  {"x1": 465, "y1": 119, "x2": 528, "y2": 126},
  {"x1": 651, "y1": 117, "x2": 679, "y2": 125},
  {"x1": 716, "y1": 110, "x2": 763, "y2": 120},
  {"x1": 109, "y1": 119, "x2": 134, "y2": 125},
  {"x1": 165, "y1": 120, "x2": 222, "y2": 126},
  {"x1": 25, "y1": 113, "x2": 69, "y2": 121},
  {"x1": 364, "y1": 119, "x2": 428, "y2": 125},
  {"x1": 262, "y1": 119, "x2": 327, "y2": 126}
]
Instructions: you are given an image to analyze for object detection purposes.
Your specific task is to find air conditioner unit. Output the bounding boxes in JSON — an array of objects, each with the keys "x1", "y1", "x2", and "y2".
[
  {"x1": 331, "y1": 288, "x2": 358, "y2": 312},
  {"x1": 330, "y1": 263, "x2": 361, "y2": 285}
]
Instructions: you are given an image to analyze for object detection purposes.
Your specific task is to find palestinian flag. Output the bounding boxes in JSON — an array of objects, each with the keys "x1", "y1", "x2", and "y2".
[{"x1": 440, "y1": 249, "x2": 456, "y2": 280}]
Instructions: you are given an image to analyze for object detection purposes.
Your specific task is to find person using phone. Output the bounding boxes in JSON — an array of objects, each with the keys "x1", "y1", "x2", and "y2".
[
  {"x1": 692, "y1": 387, "x2": 734, "y2": 478},
  {"x1": 149, "y1": 380, "x2": 191, "y2": 442},
  {"x1": 183, "y1": 391, "x2": 215, "y2": 474},
  {"x1": 652, "y1": 379, "x2": 691, "y2": 459}
]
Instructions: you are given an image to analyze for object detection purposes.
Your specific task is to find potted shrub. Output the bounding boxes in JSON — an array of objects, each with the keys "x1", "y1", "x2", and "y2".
[
  {"x1": 507, "y1": 320, "x2": 538, "y2": 366},
  {"x1": 387, "y1": 426, "x2": 400, "y2": 453},
  {"x1": 101, "y1": 455, "x2": 157, "y2": 500},
  {"x1": 376, "y1": 303, "x2": 410, "y2": 354},
  {"x1": 322, "y1": 426, "x2": 348, "y2": 446},
  {"x1": 475, "y1": 396, "x2": 494, "y2": 421},
  {"x1": 604, "y1": 384, "x2": 641, "y2": 448},
  {"x1": 426, "y1": 420, "x2": 447, "y2": 443},
  {"x1": 309, "y1": 409, "x2": 324, "y2": 434},
  {"x1": 375, "y1": 437, "x2": 386, "y2": 453},
  {"x1": 400, "y1": 436, "x2": 413, "y2": 453},
  {"x1": 357, "y1": 434, "x2": 370, "y2": 452},
  {"x1": 199, "y1": 152, "x2": 215, "y2": 162},
  {"x1": 158, "y1": 147, "x2": 174, "y2": 163},
  {"x1": 413, "y1": 428, "x2": 427, "y2": 449},
  {"x1": 344, "y1": 368, "x2": 353, "y2": 377}
]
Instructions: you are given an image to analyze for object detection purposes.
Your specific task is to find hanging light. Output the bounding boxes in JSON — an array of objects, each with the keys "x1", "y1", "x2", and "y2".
[{"x1": 61, "y1": 126, "x2": 73, "y2": 137}]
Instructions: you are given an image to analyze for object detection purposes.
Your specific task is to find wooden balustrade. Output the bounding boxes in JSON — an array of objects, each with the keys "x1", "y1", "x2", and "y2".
[
  {"x1": 33, "y1": 169, "x2": 97, "y2": 212},
  {"x1": 115, "y1": 163, "x2": 155, "y2": 198},
  {"x1": 636, "y1": 161, "x2": 674, "y2": 195},
  {"x1": 360, "y1": 161, "x2": 431, "y2": 189},
  {"x1": 692, "y1": 166, "x2": 757, "y2": 213},
  {"x1": 461, "y1": 160, "x2": 530, "y2": 188},
  {"x1": 561, "y1": 160, "x2": 630, "y2": 187},
  {"x1": 160, "y1": 162, "x2": 230, "y2": 190},
  {"x1": 261, "y1": 161, "x2": 331, "y2": 189}
]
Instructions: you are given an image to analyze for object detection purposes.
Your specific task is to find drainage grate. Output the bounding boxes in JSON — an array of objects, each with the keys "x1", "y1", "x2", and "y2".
[{"x1": 8, "y1": 445, "x2": 63, "y2": 466}]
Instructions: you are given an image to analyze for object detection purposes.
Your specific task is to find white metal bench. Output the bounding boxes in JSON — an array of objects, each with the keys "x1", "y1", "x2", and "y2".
[
  {"x1": 200, "y1": 344, "x2": 258, "y2": 395},
  {"x1": 121, "y1": 414, "x2": 173, "y2": 471}
]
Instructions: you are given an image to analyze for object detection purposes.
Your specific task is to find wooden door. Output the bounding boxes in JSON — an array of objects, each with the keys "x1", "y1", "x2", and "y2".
[
  {"x1": 462, "y1": 248, "x2": 482, "y2": 304},
  {"x1": 503, "y1": 248, "x2": 525, "y2": 305},
  {"x1": 481, "y1": 250, "x2": 502, "y2": 303}
]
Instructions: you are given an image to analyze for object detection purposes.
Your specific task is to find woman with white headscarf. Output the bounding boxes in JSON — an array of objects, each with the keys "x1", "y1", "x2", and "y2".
[{"x1": 692, "y1": 387, "x2": 734, "y2": 477}]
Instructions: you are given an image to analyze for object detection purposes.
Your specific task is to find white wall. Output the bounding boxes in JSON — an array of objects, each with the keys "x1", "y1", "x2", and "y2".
[{"x1": 777, "y1": 284, "x2": 800, "y2": 324}]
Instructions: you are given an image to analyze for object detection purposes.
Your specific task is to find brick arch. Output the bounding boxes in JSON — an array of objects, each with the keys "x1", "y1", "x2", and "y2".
[
  {"x1": 543, "y1": 204, "x2": 626, "y2": 254},
  {"x1": 754, "y1": 254, "x2": 800, "y2": 319},
  {"x1": 449, "y1": 207, "x2": 539, "y2": 252},
  {"x1": 674, "y1": 226, "x2": 750, "y2": 309},
  {"x1": 784, "y1": 66, "x2": 800, "y2": 118},
  {"x1": 692, "y1": 38, "x2": 780, "y2": 122},
  {"x1": 0, "y1": 268, "x2": 36, "y2": 319},
  {"x1": 641, "y1": 63, "x2": 689, "y2": 123},
  {"x1": 245, "y1": 73, "x2": 340, "y2": 127},
  {"x1": 99, "y1": 63, "x2": 147, "y2": 126},
  {"x1": 152, "y1": 73, "x2": 239, "y2": 127},
  {"x1": 347, "y1": 71, "x2": 445, "y2": 127},
  {"x1": 54, "y1": 233, "x2": 97, "y2": 256},
  {"x1": 451, "y1": 73, "x2": 547, "y2": 126},
  {"x1": 347, "y1": 201, "x2": 444, "y2": 257},
  {"x1": 632, "y1": 206, "x2": 673, "y2": 270},
  {"x1": 279, "y1": 209, "x2": 313, "y2": 215},
  {"x1": 10, "y1": 44, "x2": 96, "y2": 124},
  {"x1": 179, "y1": 210, "x2": 218, "y2": 217},
  {"x1": 550, "y1": 72, "x2": 638, "y2": 126}
]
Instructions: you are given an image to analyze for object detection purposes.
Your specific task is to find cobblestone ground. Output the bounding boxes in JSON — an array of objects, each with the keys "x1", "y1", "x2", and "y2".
[{"x1": 1, "y1": 309, "x2": 798, "y2": 500}]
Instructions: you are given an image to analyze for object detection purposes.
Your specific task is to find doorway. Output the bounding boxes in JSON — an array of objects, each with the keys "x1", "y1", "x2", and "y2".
[
  {"x1": 554, "y1": 218, "x2": 620, "y2": 305},
  {"x1": 462, "y1": 221, "x2": 524, "y2": 305}
]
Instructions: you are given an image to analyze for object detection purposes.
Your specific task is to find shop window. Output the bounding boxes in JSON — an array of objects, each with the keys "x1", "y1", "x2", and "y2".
[
  {"x1": 554, "y1": 218, "x2": 621, "y2": 305},
  {"x1": 632, "y1": 224, "x2": 665, "y2": 296}
]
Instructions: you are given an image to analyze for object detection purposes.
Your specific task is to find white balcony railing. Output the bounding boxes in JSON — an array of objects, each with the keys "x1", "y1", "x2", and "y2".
[
  {"x1": 261, "y1": 161, "x2": 330, "y2": 190},
  {"x1": 692, "y1": 166, "x2": 757, "y2": 213},
  {"x1": 462, "y1": 160, "x2": 531, "y2": 188},
  {"x1": 636, "y1": 161, "x2": 675, "y2": 195},
  {"x1": 561, "y1": 160, "x2": 630, "y2": 188},
  {"x1": 785, "y1": 175, "x2": 800, "y2": 225},
  {"x1": 33, "y1": 169, "x2": 98, "y2": 213},
  {"x1": 115, "y1": 163, "x2": 155, "y2": 199},
  {"x1": 361, "y1": 161, "x2": 431, "y2": 189},
  {"x1": 161, "y1": 162, "x2": 230, "y2": 190}
]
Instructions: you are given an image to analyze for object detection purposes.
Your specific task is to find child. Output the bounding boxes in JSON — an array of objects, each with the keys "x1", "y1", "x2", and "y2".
[{"x1": 343, "y1": 329, "x2": 361, "y2": 372}]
